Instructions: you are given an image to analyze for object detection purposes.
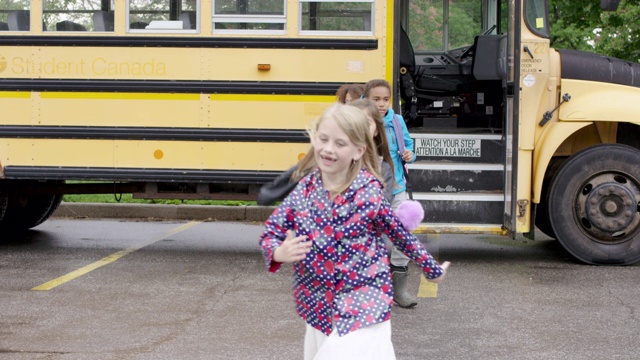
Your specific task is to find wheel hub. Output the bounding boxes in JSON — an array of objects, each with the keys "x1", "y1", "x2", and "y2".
[{"x1": 583, "y1": 181, "x2": 638, "y2": 234}]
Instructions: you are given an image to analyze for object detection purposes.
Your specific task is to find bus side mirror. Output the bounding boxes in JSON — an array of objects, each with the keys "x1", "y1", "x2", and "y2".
[{"x1": 601, "y1": 0, "x2": 620, "y2": 11}]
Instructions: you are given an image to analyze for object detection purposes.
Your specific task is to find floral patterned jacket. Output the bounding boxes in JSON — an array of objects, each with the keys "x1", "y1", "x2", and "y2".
[{"x1": 260, "y1": 168, "x2": 443, "y2": 336}]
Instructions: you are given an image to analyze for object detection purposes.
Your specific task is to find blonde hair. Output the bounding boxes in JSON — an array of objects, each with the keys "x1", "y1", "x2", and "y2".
[{"x1": 294, "y1": 103, "x2": 382, "y2": 198}]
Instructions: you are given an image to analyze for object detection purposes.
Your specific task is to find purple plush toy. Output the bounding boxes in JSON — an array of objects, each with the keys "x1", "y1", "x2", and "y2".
[{"x1": 395, "y1": 200, "x2": 424, "y2": 231}]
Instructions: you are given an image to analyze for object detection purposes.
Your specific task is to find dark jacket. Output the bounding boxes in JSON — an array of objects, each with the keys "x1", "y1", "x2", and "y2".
[{"x1": 256, "y1": 160, "x2": 395, "y2": 206}]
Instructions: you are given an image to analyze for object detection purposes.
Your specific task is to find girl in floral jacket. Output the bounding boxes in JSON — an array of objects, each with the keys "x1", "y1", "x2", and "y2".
[{"x1": 260, "y1": 103, "x2": 450, "y2": 360}]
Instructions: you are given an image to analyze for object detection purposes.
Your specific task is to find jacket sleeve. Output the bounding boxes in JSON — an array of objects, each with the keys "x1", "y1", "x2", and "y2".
[
  {"x1": 259, "y1": 181, "x2": 301, "y2": 272},
  {"x1": 256, "y1": 165, "x2": 298, "y2": 206},
  {"x1": 398, "y1": 114, "x2": 416, "y2": 163},
  {"x1": 372, "y1": 190, "x2": 443, "y2": 279}
]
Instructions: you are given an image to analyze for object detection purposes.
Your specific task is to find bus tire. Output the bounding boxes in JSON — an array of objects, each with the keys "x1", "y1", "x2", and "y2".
[
  {"x1": 0, "y1": 191, "x2": 8, "y2": 221},
  {"x1": 535, "y1": 157, "x2": 566, "y2": 239},
  {"x1": 0, "y1": 190, "x2": 63, "y2": 234},
  {"x1": 32, "y1": 194, "x2": 63, "y2": 228},
  {"x1": 548, "y1": 144, "x2": 640, "y2": 265}
]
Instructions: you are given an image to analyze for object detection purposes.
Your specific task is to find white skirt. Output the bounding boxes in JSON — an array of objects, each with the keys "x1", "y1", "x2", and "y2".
[{"x1": 303, "y1": 321, "x2": 396, "y2": 360}]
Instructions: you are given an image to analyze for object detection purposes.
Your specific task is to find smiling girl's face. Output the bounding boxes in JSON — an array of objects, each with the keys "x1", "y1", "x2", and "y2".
[{"x1": 313, "y1": 116, "x2": 364, "y2": 187}]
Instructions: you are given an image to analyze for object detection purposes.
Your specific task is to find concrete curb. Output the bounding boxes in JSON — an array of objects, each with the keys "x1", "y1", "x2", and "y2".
[{"x1": 52, "y1": 202, "x2": 276, "y2": 222}]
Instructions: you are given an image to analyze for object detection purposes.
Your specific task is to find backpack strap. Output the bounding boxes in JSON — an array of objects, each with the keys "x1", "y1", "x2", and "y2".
[
  {"x1": 391, "y1": 114, "x2": 406, "y2": 155},
  {"x1": 391, "y1": 115, "x2": 414, "y2": 200}
]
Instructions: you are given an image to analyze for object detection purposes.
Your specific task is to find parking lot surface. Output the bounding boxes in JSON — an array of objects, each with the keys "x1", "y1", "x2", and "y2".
[{"x1": 1, "y1": 217, "x2": 638, "y2": 359}]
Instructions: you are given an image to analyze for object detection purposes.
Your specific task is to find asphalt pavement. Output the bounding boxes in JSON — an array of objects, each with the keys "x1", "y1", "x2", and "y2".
[{"x1": 52, "y1": 202, "x2": 276, "y2": 222}]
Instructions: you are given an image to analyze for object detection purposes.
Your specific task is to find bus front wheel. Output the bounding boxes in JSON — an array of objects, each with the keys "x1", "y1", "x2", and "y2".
[{"x1": 549, "y1": 144, "x2": 640, "y2": 265}]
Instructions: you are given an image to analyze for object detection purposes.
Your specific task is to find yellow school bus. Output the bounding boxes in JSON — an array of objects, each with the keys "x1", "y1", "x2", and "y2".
[{"x1": 1, "y1": 0, "x2": 639, "y2": 265}]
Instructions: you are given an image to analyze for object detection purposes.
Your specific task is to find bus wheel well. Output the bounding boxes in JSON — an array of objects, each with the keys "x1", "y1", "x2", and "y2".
[
  {"x1": 535, "y1": 156, "x2": 567, "y2": 239},
  {"x1": 616, "y1": 122, "x2": 640, "y2": 150}
]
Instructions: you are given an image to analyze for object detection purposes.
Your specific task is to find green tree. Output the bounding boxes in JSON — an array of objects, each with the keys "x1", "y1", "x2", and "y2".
[
  {"x1": 408, "y1": 0, "x2": 481, "y2": 52},
  {"x1": 597, "y1": 0, "x2": 640, "y2": 61},
  {"x1": 449, "y1": 1, "x2": 482, "y2": 48},
  {"x1": 549, "y1": 0, "x2": 640, "y2": 62}
]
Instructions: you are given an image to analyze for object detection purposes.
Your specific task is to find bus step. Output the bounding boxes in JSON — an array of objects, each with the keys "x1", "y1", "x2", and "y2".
[
  {"x1": 407, "y1": 162, "x2": 504, "y2": 192},
  {"x1": 414, "y1": 223, "x2": 506, "y2": 235},
  {"x1": 411, "y1": 192, "x2": 504, "y2": 224}
]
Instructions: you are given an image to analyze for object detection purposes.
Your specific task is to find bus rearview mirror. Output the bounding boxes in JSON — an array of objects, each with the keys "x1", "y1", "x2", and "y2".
[{"x1": 601, "y1": 0, "x2": 620, "y2": 11}]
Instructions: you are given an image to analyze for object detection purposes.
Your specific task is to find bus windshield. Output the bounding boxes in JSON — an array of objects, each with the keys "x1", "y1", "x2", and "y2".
[{"x1": 407, "y1": 0, "x2": 482, "y2": 53}]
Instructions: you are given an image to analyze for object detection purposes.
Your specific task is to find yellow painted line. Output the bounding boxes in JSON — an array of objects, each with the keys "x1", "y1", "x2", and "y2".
[
  {"x1": 32, "y1": 221, "x2": 201, "y2": 291},
  {"x1": 417, "y1": 234, "x2": 440, "y2": 298},
  {"x1": 418, "y1": 278, "x2": 439, "y2": 298}
]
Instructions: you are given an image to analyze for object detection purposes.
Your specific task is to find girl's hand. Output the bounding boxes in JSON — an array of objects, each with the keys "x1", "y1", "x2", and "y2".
[
  {"x1": 273, "y1": 230, "x2": 311, "y2": 263},
  {"x1": 400, "y1": 150, "x2": 414, "y2": 162},
  {"x1": 428, "y1": 261, "x2": 451, "y2": 284}
]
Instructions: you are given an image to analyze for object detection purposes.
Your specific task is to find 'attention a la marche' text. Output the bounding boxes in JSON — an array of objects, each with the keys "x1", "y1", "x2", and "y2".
[{"x1": 415, "y1": 138, "x2": 481, "y2": 157}]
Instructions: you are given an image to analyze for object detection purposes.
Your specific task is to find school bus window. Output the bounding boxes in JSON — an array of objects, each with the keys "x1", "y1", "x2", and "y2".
[
  {"x1": 299, "y1": 1, "x2": 374, "y2": 34},
  {"x1": 524, "y1": 0, "x2": 549, "y2": 38},
  {"x1": 93, "y1": 11, "x2": 115, "y2": 32},
  {"x1": 212, "y1": 0, "x2": 285, "y2": 34},
  {"x1": 1, "y1": 0, "x2": 31, "y2": 32},
  {"x1": 43, "y1": 0, "x2": 115, "y2": 32},
  {"x1": 128, "y1": 0, "x2": 199, "y2": 31}
]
